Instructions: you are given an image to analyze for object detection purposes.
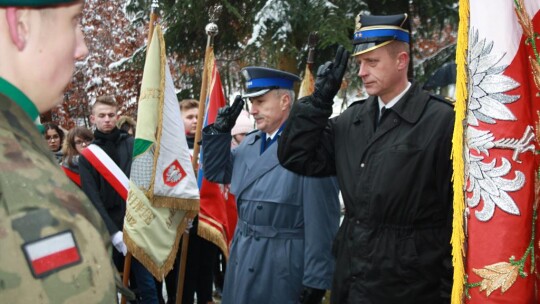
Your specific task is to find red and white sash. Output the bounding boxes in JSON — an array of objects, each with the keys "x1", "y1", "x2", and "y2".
[{"x1": 80, "y1": 144, "x2": 129, "y2": 200}]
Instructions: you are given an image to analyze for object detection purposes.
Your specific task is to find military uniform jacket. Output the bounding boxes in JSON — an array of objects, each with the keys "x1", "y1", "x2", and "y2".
[
  {"x1": 0, "y1": 92, "x2": 116, "y2": 302},
  {"x1": 278, "y1": 83, "x2": 454, "y2": 304},
  {"x1": 202, "y1": 128, "x2": 340, "y2": 304}
]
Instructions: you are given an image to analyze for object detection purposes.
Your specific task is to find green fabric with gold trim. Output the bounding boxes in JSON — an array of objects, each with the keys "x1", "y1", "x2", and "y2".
[{"x1": 0, "y1": 0, "x2": 76, "y2": 6}]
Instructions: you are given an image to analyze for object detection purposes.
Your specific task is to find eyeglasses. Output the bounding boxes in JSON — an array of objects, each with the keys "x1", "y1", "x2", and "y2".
[
  {"x1": 45, "y1": 134, "x2": 60, "y2": 141},
  {"x1": 74, "y1": 140, "x2": 91, "y2": 146}
]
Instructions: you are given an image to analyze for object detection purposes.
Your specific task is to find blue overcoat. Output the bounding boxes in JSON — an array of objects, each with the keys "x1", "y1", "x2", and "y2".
[{"x1": 202, "y1": 128, "x2": 340, "y2": 304}]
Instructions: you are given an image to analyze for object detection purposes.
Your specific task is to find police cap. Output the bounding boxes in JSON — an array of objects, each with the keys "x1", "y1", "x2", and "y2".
[
  {"x1": 352, "y1": 13, "x2": 410, "y2": 57},
  {"x1": 0, "y1": 0, "x2": 77, "y2": 6},
  {"x1": 241, "y1": 66, "x2": 301, "y2": 98}
]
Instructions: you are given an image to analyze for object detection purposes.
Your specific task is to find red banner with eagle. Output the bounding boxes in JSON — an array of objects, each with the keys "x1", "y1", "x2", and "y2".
[{"x1": 451, "y1": 0, "x2": 540, "y2": 302}]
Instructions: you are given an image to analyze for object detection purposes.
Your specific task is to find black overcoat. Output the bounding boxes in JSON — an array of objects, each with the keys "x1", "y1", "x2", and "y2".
[{"x1": 278, "y1": 83, "x2": 454, "y2": 303}]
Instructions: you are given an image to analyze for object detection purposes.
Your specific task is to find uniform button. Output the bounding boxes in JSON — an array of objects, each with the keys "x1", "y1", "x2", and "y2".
[
  {"x1": 356, "y1": 220, "x2": 360, "y2": 225},
  {"x1": 351, "y1": 276, "x2": 357, "y2": 281},
  {"x1": 360, "y1": 163, "x2": 365, "y2": 168},
  {"x1": 394, "y1": 119, "x2": 398, "y2": 123},
  {"x1": 249, "y1": 267, "x2": 254, "y2": 272},
  {"x1": 257, "y1": 205, "x2": 262, "y2": 210}
]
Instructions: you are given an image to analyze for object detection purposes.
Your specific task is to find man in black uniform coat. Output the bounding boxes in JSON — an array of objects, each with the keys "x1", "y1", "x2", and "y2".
[{"x1": 278, "y1": 13, "x2": 454, "y2": 304}]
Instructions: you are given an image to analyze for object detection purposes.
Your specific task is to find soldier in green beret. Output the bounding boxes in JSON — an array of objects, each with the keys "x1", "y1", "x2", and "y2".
[{"x1": 0, "y1": 1, "x2": 119, "y2": 302}]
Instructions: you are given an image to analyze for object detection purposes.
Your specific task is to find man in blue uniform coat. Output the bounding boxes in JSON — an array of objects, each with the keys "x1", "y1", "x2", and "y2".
[{"x1": 201, "y1": 67, "x2": 341, "y2": 304}]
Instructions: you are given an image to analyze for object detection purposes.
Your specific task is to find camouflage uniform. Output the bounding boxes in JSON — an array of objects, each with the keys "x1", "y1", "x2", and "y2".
[{"x1": 0, "y1": 78, "x2": 117, "y2": 303}]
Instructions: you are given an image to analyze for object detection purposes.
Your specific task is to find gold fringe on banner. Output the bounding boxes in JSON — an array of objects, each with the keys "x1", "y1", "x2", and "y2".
[
  {"x1": 451, "y1": 0, "x2": 470, "y2": 303},
  {"x1": 153, "y1": 196, "x2": 200, "y2": 212},
  {"x1": 197, "y1": 219, "x2": 229, "y2": 260},
  {"x1": 124, "y1": 218, "x2": 188, "y2": 280},
  {"x1": 147, "y1": 26, "x2": 167, "y2": 203}
]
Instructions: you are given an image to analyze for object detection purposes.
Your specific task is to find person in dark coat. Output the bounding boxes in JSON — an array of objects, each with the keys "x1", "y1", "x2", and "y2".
[
  {"x1": 278, "y1": 14, "x2": 454, "y2": 304},
  {"x1": 79, "y1": 96, "x2": 158, "y2": 303},
  {"x1": 202, "y1": 67, "x2": 341, "y2": 304}
]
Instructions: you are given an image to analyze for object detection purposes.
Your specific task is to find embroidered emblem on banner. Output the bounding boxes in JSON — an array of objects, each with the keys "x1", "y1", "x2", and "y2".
[
  {"x1": 465, "y1": 29, "x2": 534, "y2": 222},
  {"x1": 163, "y1": 159, "x2": 186, "y2": 187},
  {"x1": 22, "y1": 230, "x2": 82, "y2": 278}
]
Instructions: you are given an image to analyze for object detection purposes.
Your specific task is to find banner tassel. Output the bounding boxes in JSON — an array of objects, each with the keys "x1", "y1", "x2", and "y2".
[{"x1": 451, "y1": 0, "x2": 470, "y2": 303}]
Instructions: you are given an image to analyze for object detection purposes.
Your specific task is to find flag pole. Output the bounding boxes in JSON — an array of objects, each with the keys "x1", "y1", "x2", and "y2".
[
  {"x1": 120, "y1": 1, "x2": 159, "y2": 304},
  {"x1": 192, "y1": 5, "x2": 221, "y2": 172},
  {"x1": 176, "y1": 6, "x2": 222, "y2": 304}
]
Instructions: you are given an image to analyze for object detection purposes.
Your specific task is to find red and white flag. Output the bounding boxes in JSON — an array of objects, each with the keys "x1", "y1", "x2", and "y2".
[
  {"x1": 23, "y1": 231, "x2": 81, "y2": 278},
  {"x1": 197, "y1": 50, "x2": 238, "y2": 256},
  {"x1": 452, "y1": 0, "x2": 540, "y2": 302}
]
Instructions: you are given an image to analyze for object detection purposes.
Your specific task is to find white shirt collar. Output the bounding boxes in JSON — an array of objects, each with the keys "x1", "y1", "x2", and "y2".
[
  {"x1": 266, "y1": 129, "x2": 280, "y2": 141},
  {"x1": 378, "y1": 82, "x2": 411, "y2": 111}
]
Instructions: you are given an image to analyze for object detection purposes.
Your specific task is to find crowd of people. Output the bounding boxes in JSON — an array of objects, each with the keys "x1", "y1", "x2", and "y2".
[{"x1": 0, "y1": 1, "x2": 455, "y2": 304}]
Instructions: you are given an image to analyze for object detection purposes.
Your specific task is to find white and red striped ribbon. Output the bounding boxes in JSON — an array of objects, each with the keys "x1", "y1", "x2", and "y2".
[{"x1": 80, "y1": 144, "x2": 129, "y2": 200}]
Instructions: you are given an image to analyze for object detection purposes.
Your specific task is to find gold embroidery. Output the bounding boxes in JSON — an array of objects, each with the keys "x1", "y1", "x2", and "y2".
[
  {"x1": 125, "y1": 210, "x2": 137, "y2": 226},
  {"x1": 515, "y1": 0, "x2": 534, "y2": 40},
  {"x1": 472, "y1": 262, "x2": 518, "y2": 296},
  {"x1": 529, "y1": 57, "x2": 540, "y2": 93}
]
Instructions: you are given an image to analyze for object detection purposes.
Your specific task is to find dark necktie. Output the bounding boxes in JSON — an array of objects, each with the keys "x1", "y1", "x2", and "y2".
[
  {"x1": 265, "y1": 137, "x2": 272, "y2": 150},
  {"x1": 376, "y1": 106, "x2": 387, "y2": 128}
]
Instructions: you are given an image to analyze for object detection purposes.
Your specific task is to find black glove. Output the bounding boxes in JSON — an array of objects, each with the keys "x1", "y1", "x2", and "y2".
[
  {"x1": 298, "y1": 286, "x2": 326, "y2": 304},
  {"x1": 312, "y1": 45, "x2": 350, "y2": 108},
  {"x1": 212, "y1": 95, "x2": 245, "y2": 133}
]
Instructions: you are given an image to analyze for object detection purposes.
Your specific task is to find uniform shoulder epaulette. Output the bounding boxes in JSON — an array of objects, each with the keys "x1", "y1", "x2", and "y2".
[{"x1": 429, "y1": 93, "x2": 454, "y2": 107}]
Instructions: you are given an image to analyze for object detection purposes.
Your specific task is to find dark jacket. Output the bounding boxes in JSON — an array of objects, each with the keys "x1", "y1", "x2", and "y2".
[
  {"x1": 278, "y1": 83, "x2": 454, "y2": 304},
  {"x1": 79, "y1": 128, "x2": 133, "y2": 236}
]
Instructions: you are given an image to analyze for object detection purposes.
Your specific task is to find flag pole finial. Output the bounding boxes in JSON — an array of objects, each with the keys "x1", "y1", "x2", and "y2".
[
  {"x1": 150, "y1": 0, "x2": 159, "y2": 12},
  {"x1": 307, "y1": 32, "x2": 319, "y2": 64},
  {"x1": 205, "y1": 5, "x2": 222, "y2": 38}
]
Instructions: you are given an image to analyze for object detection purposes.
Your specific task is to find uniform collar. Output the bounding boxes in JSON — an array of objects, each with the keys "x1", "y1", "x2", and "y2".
[
  {"x1": 389, "y1": 82, "x2": 430, "y2": 123},
  {"x1": 0, "y1": 77, "x2": 39, "y2": 122},
  {"x1": 377, "y1": 81, "x2": 411, "y2": 110},
  {"x1": 353, "y1": 82, "x2": 429, "y2": 124}
]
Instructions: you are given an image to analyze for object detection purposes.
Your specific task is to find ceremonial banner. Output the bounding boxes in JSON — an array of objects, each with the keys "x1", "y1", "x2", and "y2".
[
  {"x1": 298, "y1": 64, "x2": 315, "y2": 99},
  {"x1": 197, "y1": 50, "x2": 237, "y2": 257},
  {"x1": 124, "y1": 26, "x2": 199, "y2": 279},
  {"x1": 452, "y1": 0, "x2": 540, "y2": 302}
]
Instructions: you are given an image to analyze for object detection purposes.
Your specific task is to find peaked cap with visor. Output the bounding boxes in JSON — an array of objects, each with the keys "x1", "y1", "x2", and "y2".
[
  {"x1": 241, "y1": 67, "x2": 301, "y2": 98},
  {"x1": 352, "y1": 13, "x2": 410, "y2": 57}
]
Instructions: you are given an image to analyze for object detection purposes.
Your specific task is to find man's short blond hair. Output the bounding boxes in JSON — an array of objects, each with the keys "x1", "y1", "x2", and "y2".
[
  {"x1": 387, "y1": 41, "x2": 410, "y2": 57},
  {"x1": 92, "y1": 96, "x2": 118, "y2": 113}
]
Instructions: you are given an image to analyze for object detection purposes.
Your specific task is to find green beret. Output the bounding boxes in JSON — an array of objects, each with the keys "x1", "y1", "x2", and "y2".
[{"x1": 0, "y1": 0, "x2": 77, "y2": 6}]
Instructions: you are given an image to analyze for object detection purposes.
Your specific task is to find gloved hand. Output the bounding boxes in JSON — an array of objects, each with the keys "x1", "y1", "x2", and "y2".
[
  {"x1": 111, "y1": 231, "x2": 127, "y2": 256},
  {"x1": 298, "y1": 286, "x2": 326, "y2": 304},
  {"x1": 212, "y1": 95, "x2": 245, "y2": 133},
  {"x1": 312, "y1": 45, "x2": 350, "y2": 108}
]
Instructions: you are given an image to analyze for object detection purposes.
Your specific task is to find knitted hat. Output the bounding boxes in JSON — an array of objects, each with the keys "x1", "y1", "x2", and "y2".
[{"x1": 231, "y1": 110, "x2": 254, "y2": 136}]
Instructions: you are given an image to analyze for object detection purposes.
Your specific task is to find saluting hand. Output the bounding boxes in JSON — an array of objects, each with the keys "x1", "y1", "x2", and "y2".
[
  {"x1": 313, "y1": 45, "x2": 350, "y2": 107},
  {"x1": 213, "y1": 95, "x2": 245, "y2": 133}
]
